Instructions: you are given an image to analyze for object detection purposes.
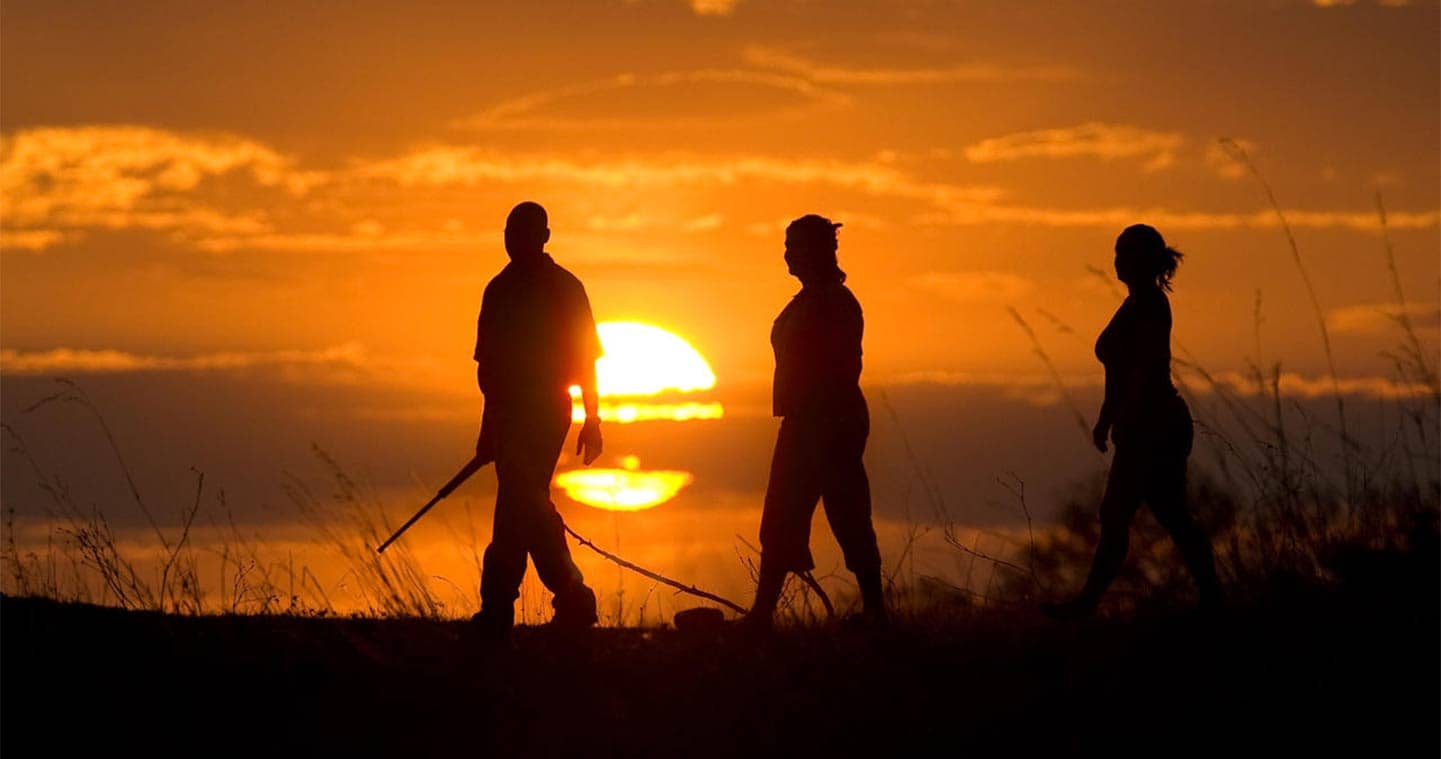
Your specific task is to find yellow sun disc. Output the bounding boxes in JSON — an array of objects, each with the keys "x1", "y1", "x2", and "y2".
[
  {"x1": 591, "y1": 321, "x2": 717, "y2": 397},
  {"x1": 567, "y1": 321, "x2": 724, "y2": 423}
]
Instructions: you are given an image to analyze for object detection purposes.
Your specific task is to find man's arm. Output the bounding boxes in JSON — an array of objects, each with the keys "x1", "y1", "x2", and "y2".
[
  {"x1": 573, "y1": 280, "x2": 604, "y2": 465},
  {"x1": 575, "y1": 358, "x2": 603, "y2": 464}
]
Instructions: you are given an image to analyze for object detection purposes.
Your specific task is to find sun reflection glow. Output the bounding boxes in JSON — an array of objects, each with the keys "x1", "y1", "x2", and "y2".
[
  {"x1": 554, "y1": 455, "x2": 694, "y2": 511},
  {"x1": 570, "y1": 401, "x2": 725, "y2": 424}
]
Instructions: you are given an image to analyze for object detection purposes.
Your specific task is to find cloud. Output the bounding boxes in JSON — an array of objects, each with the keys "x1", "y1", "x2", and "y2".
[
  {"x1": 586, "y1": 213, "x2": 650, "y2": 232},
  {"x1": 0, "y1": 229, "x2": 71, "y2": 251},
  {"x1": 963, "y1": 122, "x2": 1184, "y2": 170},
  {"x1": 7, "y1": 126, "x2": 1435, "y2": 256},
  {"x1": 1185, "y1": 369, "x2": 1435, "y2": 400},
  {"x1": 907, "y1": 271, "x2": 1035, "y2": 302},
  {"x1": 690, "y1": 0, "x2": 739, "y2": 15},
  {"x1": 881, "y1": 367, "x2": 1436, "y2": 401},
  {"x1": 1313, "y1": 0, "x2": 1410, "y2": 6},
  {"x1": 684, "y1": 213, "x2": 725, "y2": 231},
  {"x1": 354, "y1": 146, "x2": 1435, "y2": 232},
  {"x1": 743, "y1": 47, "x2": 1080, "y2": 84},
  {"x1": 1327, "y1": 302, "x2": 1441, "y2": 335},
  {"x1": 0, "y1": 125, "x2": 321, "y2": 249},
  {"x1": 916, "y1": 204, "x2": 1439, "y2": 231},
  {"x1": 194, "y1": 230, "x2": 488, "y2": 253},
  {"x1": 353, "y1": 147, "x2": 1000, "y2": 200},
  {"x1": 452, "y1": 69, "x2": 848, "y2": 130},
  {"x1": 0, "y1": 344, "x2": 367, "y2": 374},
  {"x1": 1205, "y1": 139, "x2": 1256, "y2": 180}
]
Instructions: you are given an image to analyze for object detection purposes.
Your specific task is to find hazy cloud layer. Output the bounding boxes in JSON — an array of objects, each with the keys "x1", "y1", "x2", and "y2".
[
  {"x1": 0, "y1": 344, "x2": 369, "y2": 375},
  {"x1": 690, "y1": 0, "x2": 740, "y2": 16},
  {"x1": 964, "y1": 122, "x2": 1185, "y2": 170},
  {"x1": 1327, "y1": 302, "x2": 1441, "y2": 335},
  {"x1": 3, "y1": 125, "x2": 1435, "y2": 254},
  {"x1": 742, "y1": 47, "x2": 1081, "y2": 84},
  {"x1": 452, "y1": 69, "x2": 849, "y2": 131},
  {"x1": 0, "y1": 126, "x2": 318, "y2": 248},
  {"x1": 907, "y1": 271, "x2": 1036, "y2": 302},
  {"x1": 1184, "y1": 369, "x2": 1437, "y2": 400}
]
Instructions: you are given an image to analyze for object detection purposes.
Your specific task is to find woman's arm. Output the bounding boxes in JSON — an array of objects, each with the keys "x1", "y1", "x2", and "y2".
[{"x1": 1094, "y1": 364, "x2": 1115, "y2": 452}]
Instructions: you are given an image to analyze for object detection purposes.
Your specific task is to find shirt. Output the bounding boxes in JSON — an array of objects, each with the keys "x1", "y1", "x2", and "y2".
[
  {"x1": 771, "y1": 280, "x2": 865, "y2": 418},
  {"x1": 474, "y1": 253, "x2": 603, "y2": 405}
]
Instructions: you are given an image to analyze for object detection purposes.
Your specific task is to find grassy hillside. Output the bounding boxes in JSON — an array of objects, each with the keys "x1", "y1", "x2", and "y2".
[{"x1": 4, "y1": 580, "x2": 1435, "y2": 758}]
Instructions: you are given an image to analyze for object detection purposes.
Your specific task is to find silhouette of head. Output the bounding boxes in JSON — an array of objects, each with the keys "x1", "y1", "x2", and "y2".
[
  {"x1": 1114, "y1": 223, "x2": 1183, "y2": 292},
  {"x1": 505, "y1": 201, "x2": 550, "y2": 260},
  {"x1": 784, "y1": 214, "x2": 846, "y2": 285}
]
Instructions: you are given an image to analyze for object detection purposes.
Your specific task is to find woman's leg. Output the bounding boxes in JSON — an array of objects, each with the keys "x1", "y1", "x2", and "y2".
[
  {"x1": 1146, "y1": 417, "x2": 1221, "y2": 606},
  {"x1": 818, "y1": 413, "x2": 885, "y2": 618},
  {"x1": 750, "y1": 417, "x2": 822, "y2": 623},
  {"x1": 1066, "y1": 448, "x2": 1145, "y2": 613}
]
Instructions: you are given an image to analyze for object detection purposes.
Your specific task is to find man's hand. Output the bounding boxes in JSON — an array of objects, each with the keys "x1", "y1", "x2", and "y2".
[
  {"x1": 1091, "y1": 419, "x2": 1110, "y2": 453},
  {"x1": 576, "y1": 418, "x2": 603, "y2": 465}
]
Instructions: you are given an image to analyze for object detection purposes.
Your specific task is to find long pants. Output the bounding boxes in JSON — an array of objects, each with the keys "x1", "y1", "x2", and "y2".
[
  {"x1": 1078, "y1": 400, "x2": 1220, "y2": 606},
  {"x1": 759, "y1": 408, "x2": 881, "y2": 577},
  {"x1": 479, "y1": 400, "x2": 588, "y2": 612}
]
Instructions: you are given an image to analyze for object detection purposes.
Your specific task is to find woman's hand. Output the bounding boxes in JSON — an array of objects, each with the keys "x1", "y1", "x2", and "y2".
[{"x1": 1091, "y1": 419, "x2": 1110, "y2": 453}]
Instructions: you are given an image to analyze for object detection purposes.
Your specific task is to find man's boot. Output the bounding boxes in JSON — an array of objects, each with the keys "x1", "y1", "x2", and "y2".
[
  {"x1": 469, "y1": 602, "x2": 515, "y2": 644},
  {"x1": 550, "y1": 583, "x2": 598, "y2": 630}
]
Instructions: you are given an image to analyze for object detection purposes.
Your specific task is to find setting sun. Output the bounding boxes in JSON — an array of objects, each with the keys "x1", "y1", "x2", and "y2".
[{"x1": 570, "y1": 321, "x2": 724, "y2": 423}]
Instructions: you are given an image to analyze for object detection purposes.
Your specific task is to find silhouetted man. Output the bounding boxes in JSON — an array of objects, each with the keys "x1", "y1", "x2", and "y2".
[{"x1": 471, "y1": 201, "x2": 604, "y2": 638}]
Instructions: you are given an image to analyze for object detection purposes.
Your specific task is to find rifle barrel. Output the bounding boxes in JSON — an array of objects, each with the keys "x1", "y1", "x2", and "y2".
[{"x1": 375, "y1": 455, "x2": 486, "y2": 554}]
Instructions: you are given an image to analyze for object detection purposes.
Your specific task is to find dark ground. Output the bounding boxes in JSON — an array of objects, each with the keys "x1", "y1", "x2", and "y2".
[{"x1": 2, "y1": 585, "x2": 1436, "y2": 758}]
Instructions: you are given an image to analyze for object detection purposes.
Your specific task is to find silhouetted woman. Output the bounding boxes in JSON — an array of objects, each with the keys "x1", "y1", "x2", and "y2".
[
  {"x1": 743, "y1": 214, "x2": 887, "y2": 629},
  {"x1": 1045, "y1": 224, "x2": 1221, "y2": 619}
]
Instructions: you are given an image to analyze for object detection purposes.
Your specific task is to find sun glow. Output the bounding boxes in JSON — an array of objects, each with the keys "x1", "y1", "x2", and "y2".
[
  {"x1": 570, "y1": 321, "x2": 723, "y2": 423},
  {"x1": 554, "y1": 455, "x2": 694, "y2": 511}
]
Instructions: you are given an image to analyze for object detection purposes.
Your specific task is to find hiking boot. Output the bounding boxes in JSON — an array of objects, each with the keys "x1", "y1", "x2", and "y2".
[
  {"x1": 549, "y1": 584, "x2": 598, "y2": 630},
  {"x1": 468, "y1": 605, "x2": 515, "y2": 645},
  {"x1": 840, "y1": 606, "x2": 890, "y2": 630}
]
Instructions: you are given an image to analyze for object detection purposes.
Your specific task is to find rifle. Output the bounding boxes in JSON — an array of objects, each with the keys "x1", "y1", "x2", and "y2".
[{"x1": 375, "y1": 452, "x2": 490, "y2": 554}]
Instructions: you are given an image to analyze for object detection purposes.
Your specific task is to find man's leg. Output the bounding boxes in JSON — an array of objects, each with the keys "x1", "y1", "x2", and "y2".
[
  {"x1": 476, "y1": 418, "x2": 533, "y2": 631},
  {"x1": 514, "y1": 409, "x2": 596, "y2": 627}
]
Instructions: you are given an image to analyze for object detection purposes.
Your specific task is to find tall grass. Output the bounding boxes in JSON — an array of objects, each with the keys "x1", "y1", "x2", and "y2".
[
  {"x1": 986, "y1": 163, "x2": 1440, "y2": 610},
  {"x1": 0, "y1": 384, "x2": 457, "y2": 617}
]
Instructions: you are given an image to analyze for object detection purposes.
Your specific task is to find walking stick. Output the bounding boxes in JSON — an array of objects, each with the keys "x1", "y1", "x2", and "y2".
[{"x1": 376, "y1": 453, "x2": 490, "y2": 554}]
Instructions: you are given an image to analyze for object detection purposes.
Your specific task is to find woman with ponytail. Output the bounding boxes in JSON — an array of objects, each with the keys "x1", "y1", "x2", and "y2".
[
  {"x1": 743, "y1": 214, "x2": 887, "y2": 629},
  {"x1": 1044, "y1": 224, "x2": 1222, "y2": 619}
]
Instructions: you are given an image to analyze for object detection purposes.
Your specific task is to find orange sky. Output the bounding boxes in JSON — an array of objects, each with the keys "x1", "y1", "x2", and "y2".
[{"x1": 2, "y1": 0, "x2": 1436, "y2": 390}]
